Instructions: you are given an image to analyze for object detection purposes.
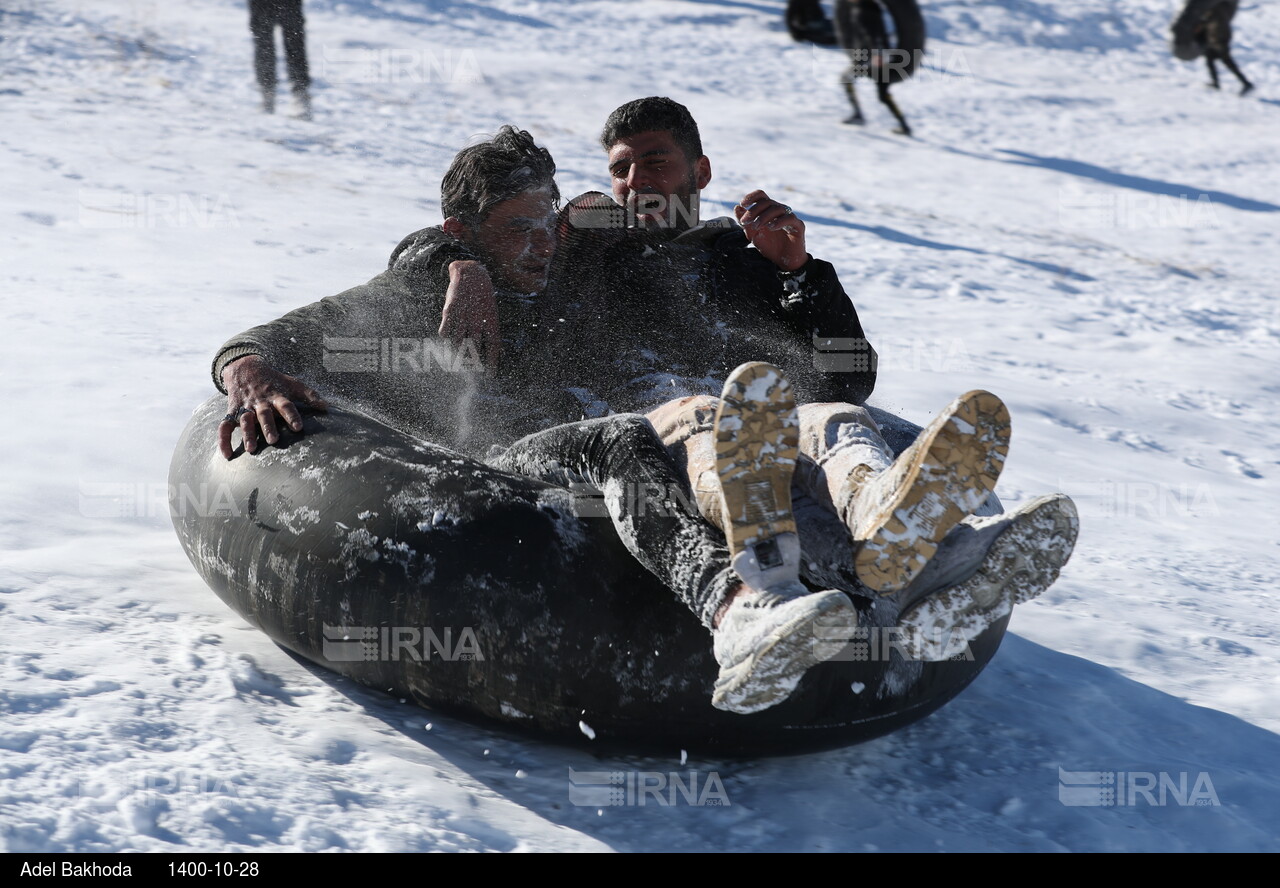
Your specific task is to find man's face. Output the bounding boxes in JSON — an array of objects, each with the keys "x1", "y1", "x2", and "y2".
[
  {"x1": 606, "y1": 130, "x2": 712, "y2": 229},
  {"x1": 465, "y1": 189, "x2": 556, "y2": 295}
]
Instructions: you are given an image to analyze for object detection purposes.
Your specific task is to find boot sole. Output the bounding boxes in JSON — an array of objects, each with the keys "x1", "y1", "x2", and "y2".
[
  {"x1": 897, "y1": 494, "x2": 1079, "y2": 661},
  {"x1": 714, "y1": 362, "x2": 800, "y2": 569},
  {"x1": 855, "y1": 390, "x2": 1011, "y2": 594},
  {"x1": 712, "y1": 590, "x2": 857, "y2": 714}
]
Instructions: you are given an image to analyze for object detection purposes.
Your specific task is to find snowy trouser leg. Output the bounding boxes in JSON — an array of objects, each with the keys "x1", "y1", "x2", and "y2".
[
  {"x1": 646, "y1": 395, "x2": 726, "y2": 531},
  {"x1": 795, "y1": 401, "x2": 894, "y2": 523}
]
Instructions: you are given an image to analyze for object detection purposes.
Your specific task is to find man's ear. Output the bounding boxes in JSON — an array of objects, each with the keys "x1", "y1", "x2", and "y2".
[
  {"x1": 442, "y1": 216, "x2": 469, "y2": 241},
  {"x1": 695, "y1": 155, "x2": 712, "y2": 191}
]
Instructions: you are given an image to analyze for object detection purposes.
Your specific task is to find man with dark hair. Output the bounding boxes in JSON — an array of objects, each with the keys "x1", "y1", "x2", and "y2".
[
  {"x1": 214, "y1": 126, "x2": 564, "y2": 457},
  {"x1": 442, "y1": 130, "x2": 562, "y2": 227},
  {"x1": 600, "y1": 95, "x2": 704, "y2": 174},
  {"x1": 548, "y1": 96, "x2": 873, "y2": 412},
  {"x1": 248, "y1": 0, "x2": 311, "y2": 118}
]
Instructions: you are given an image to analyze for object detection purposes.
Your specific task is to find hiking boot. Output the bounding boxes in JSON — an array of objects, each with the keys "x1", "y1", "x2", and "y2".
[
  {"x1": 712, "y1": 583, "x2": 856, "y2": 714},
  {"x1": 260, "y1": 87, "x2": 276, "y2": 114},
  {"x1": 714, "y1": 361, "x2": 800, "y2": 582},
  {"x1": 895, "y1": 494, "x2": 1079, "y2": 661},
  {"x1": 848, "y1": 390, "x2": 1011, "y2": 595},
  {"x1": 710, "y1": 362, "x2": 857, "y2": 713}
]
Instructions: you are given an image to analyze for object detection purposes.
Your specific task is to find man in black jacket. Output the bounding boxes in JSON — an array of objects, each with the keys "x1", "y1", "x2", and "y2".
[{"x1": 556, "y1": 96, "x2": 876, "y2": 414}]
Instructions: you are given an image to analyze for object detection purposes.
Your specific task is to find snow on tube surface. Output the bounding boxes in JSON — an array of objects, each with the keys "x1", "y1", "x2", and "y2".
[
  {"x1": 170, "y1": 396, "x2": 1008, "y2": 756},
  {"x1": 834, "y1": 0, "x2": 927, "y2": 84}
]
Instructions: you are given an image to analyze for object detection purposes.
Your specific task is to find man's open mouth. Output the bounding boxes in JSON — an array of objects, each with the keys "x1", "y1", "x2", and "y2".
[{"x1": 635, "y1": 194, "x2": 665, "y2": 214}]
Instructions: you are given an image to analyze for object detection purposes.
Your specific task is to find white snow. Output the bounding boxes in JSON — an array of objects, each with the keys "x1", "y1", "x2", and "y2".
[{"x1": 2, "y1": 0, "x2": 1278, "y2": 852}]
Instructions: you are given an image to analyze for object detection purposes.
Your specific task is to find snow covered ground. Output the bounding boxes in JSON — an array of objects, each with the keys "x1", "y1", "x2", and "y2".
[{"x1": 3, "y1": 0, "x2": 1278, "y2": 852}]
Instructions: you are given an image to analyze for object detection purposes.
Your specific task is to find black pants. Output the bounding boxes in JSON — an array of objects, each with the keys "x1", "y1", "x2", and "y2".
[
  {"x1": 490, "y1": 415, "x2": 738, "y2": 630},
  {"x1": 249, "y1": 0, "x2": 309, "y2": 94}
]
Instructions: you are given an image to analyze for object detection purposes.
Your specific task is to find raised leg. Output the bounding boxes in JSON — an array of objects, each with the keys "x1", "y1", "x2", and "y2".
[
  {"x1": 1219, "y1": 49, "x2": 1253, "y2": 95},
  {"x1": 706, "y1": 363, "x2": 858, "y2": 713},
  {"x1": 894, "y1": 494, "x2": 1079, "y2": 660},
  {"x1": 842, "y1": 77, "x2": 865, "y2": 125},
  {"x1": 877, "y1": 82, "x2": 912, "y2": 136}
]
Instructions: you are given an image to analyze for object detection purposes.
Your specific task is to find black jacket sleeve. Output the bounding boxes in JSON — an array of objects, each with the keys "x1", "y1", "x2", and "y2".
[
  {"x1": 210, "y1": 227, "x2": 474, "y2": 393},
  {"x1": 388, "y1": 226, "x2": 480, "y2": 295},
  {"x1": 209, "y1": 271, "x2": 418, "y2": 393},
  {"x1": 712, "y1": 230, "x2": 878, "y2": 405}
]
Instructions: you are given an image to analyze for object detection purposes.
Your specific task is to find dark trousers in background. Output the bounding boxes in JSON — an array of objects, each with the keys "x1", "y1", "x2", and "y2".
[{"x1": 249, "y1": 0, "x2": 309, "y2": 99}]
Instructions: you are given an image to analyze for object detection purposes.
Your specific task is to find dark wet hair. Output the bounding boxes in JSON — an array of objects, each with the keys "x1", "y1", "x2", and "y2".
[
  {"x1": 441, "y1": 125, "x2": 560, "y2": 226},
  {"x1": 599, "y1": 96, "x2": 703, "y2": 162}
]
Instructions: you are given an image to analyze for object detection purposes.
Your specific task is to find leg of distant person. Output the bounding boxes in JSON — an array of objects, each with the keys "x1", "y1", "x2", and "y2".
[
  {"x1": 248, "y1": 1, "x2": 278, "y2": 113},
  {"x1": 279, "y1": 0, "x2": 312, "y2": 117}
]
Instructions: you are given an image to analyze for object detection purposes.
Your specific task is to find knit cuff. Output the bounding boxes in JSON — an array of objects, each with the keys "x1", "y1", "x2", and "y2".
[{"x1": 211, "y1": 346, "x2": 264, "y2": 394}]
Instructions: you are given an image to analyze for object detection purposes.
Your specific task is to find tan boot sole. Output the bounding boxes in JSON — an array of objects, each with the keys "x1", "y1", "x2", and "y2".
[
  {"x1": 714, "y1": 363, "x2": 800, "y2": 569},
  {"x1": 855, "y1": 390, "x2": 1011, "y2": 594}
]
